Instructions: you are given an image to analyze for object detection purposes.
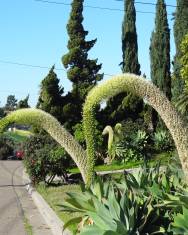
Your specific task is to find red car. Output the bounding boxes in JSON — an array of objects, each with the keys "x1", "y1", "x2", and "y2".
[{"x1": 15, "y1": 150, "x2": 24, "y2": 160}]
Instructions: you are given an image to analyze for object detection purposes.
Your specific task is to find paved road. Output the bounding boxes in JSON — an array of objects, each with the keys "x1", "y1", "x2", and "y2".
[{"x1": 0, "y1": 161, "x2": 53, "y2": 235}]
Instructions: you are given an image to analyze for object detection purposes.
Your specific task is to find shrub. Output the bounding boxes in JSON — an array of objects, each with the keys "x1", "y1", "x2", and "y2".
[
  {"x1": 23, "y1": 134, "x2": 72, "y2": 185},
  {"x1": 153, "y1": 129, "x2": 174, "y2": 152},
  {"x1": 0, "y1": 136, "x2": 14, "y2": 160}
]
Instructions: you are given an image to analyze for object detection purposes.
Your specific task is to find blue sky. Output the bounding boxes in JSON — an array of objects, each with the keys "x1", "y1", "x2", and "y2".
[{"x1": 0, "y1": 0, "x2": 176, "y2": 107}]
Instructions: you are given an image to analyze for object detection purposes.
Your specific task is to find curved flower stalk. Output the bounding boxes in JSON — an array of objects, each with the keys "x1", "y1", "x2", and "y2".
[
  {"x1": 83, "y1": 73, "x2": 188, "y2": 184},
  {"x1": 0, "y1": 108, "x2": 88, "y2": 183},
  {"x1": 102, "y1": 125, "x2": 114, "y2": 151},
  {"x1": 102, "y1": 125, "x2": 114, "y2": 164},
  {"x1": 102, "y1": 123, "x2": 123, "y2": 164}
]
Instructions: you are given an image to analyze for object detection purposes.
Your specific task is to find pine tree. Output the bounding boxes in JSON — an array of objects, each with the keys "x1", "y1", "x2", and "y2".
[
  {"x1": 5, "y1": 95, "x2": 17, "y2": 111},
  {"x1": 105, "y1": 0, "x2": 142, "y2": 125},
  {"x1": 172, "y1": 0, "x2": 188, "y2": 100},
  {"x1": 62, "y1": 0, "x2": 103, "y2": 129},
  {"x1": 37, "y1": 66, "x2": 64, "y2": 122},
  {"x1": 150, "y1": 0, "x2": 171, "y2": 129},
  {"x1": 17, "y1": 95, "x2": 30, "y2": 109}
]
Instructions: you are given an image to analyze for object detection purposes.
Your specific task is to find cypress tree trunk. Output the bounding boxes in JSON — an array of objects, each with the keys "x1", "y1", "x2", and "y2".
[
  {"x1": 150, "y1": 0, "x2": 171, "y2": 129},
  {"x1": 172, "y1": 0, "x2": 188, "y2": 101}
]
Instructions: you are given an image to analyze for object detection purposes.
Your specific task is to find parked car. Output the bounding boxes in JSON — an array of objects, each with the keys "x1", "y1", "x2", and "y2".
[
  {"x1": 15, "y1": 150, "x2": 24, "y2": 160},
  {"x1": 7, "y1": 155, "x2": 17, "y2": 160}
]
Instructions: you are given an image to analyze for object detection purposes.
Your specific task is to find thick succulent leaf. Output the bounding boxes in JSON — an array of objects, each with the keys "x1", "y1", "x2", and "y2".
[
  {"x1": 80, "y1": 224, "x2": 105, "y2": 235},
  {"x1": 107, "y1": 186, "x2": 121, "y2": 220},
  {"x1": 63, "y1": 217, "x2": 82, "y2": 231},
  {"x1": 87, "y1": 211, "x2": 117, "y2": 231}
]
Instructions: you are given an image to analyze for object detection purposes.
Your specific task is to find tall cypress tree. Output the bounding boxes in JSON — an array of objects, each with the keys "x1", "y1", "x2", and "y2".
[
  {"x1": 150, "y1": 0, "x2": 171, "y2": 99},
  {"x1": 172, "y1": 0, "x2": 188, "y2": 100},
  {"x1": 62, "y1": 0, "x2": 103, "y2": 129},
  {"x1": 105, "y1": 0, "x2": 142, "y2": 125},
  {"x1": 150, "y1": 0, "x2": 171, "y2": 129},
  {"x1": 37, "y1": 66, "x2": 64, "y2": 122},
  {"x1": 122, "y1": 0, "x2": 140, "y2": 74}
]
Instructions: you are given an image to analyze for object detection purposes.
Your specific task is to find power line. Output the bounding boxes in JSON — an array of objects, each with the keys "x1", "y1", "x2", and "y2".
[
  {"x1": 0, "y1": 59, "x2": 66, "y2": 72},
  {"x1": 32, "y1": 0, "x2": 169, "y2": 15},
  {"x1": 115, "y1": 0, "x2": 178, "y2": 9},
  {"x1": 0, "y1": 59, "x2": 114, "y2": 77}
]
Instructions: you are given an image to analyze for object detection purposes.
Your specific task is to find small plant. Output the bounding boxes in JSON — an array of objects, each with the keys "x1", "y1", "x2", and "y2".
[
  {"x1": 170, "y1": 207, "x2": 188, "y2": 234},
  {"x1": 153, "y1": 129, "x2": 173, "y2": 152}
]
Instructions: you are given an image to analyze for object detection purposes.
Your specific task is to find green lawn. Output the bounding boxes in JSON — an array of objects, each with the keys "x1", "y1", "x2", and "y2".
[
  {"x1": 36, "y1": 183, "x2": 81, "y2": 234},
  {"x1": 3, "y1": 129, "x2": 32, "y2": 143},
  {"x1": 69, "y1": 151, "x2": 173, "y2": 174}
]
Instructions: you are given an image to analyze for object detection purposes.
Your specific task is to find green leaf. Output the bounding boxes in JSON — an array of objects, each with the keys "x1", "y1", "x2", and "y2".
[
  {"x1": 87, "y1": 211, "x2": 116, "y2": 231},
  {"x1": 80, "y1": 224, "x2": 105, "y2": 235},
  {"x1": 63, "y1": 216, "x2": 82, "y2": 231}
]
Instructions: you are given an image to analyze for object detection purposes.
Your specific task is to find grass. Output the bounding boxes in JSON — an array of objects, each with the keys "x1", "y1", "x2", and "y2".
[
  {"x1": 36, "y1": 183, "x2": 81, "y2": 233},
  {"x1": 3, "y1": 129, "x2": 32, "y2": 143},
  {"x1": 23, "y1": 216, "x2": 33, "y2": 235},
  {"x1": 69, "y1": 151, "x2": 173, "y2": 174}
]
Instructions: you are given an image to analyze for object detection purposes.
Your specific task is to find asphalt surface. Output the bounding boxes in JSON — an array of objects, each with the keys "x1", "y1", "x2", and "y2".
[{"x1": 0, "y1": 160, "x2": 53, "y2": 235}]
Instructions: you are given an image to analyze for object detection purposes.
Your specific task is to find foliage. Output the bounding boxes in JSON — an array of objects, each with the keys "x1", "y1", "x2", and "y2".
[
  {"x1": 0, "y1": 135, "x2": 14, "y2": 160},
  {"x1": 150, "y1": 0, "x2": 171, "y2": 99},
  {"x1": 5, "y1": 95, "x2": 17, "y2": 111},
  {"x1": 105, "y1": 0, "x2": 142, "y2": 126},
  {"x1": 150, "y1": 0, "x2": 171, "y2": 129},
  {"x1": 37, "y1": 66, "x2": 64, "y2": 122},
  {"x1": 23, "y1": 134, "x2": 71, "y2": 185},
  {"x1": 170, "y1": 207, "x2": 188, "y2": 234},
  {"x1": 61, "y1": 161, "x2": 188, "y2": 234},
  {"x1": 102, "y1": 122, "x2": 149, "y2": 164},
  {"x1": 180, "y1": 34, "x2": 188, "y2": 82},
  {"x1": 0, "y1": 107, "x2": 5, "y2": 118},
  {"x1": 118, "y1": 130, "x2": 149, "y2": 163},
  {"x1": 73, "y1": 122, "x2": 104, "y2": 157},
  {"x1": 175, "y1": 34, "x2": 188, "y2": 116},
  {"x1": 121, "y1": 0, "x2": 140, "y2": 74},
  {"x1": 153, "y1": 129, "x2": 174, "y2": 152},
  {"x1": 62, "y1": 0, "x2": 103, "y2": 129},
  {"x1": 17, "y1": 95, "x2": 30, "y2": 109},
  {"x1": 172, "y1": 0, "x2": 188, "y2": 100}
]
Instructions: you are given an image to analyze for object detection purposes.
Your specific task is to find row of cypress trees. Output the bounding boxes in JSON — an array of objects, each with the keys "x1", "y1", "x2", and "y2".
[{"x1": 37, "y1": 0, "x2": 188, "y2": 132}]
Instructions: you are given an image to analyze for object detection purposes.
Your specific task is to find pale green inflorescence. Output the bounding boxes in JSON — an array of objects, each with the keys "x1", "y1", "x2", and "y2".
[
  {"x1": 102, "y1": 125, "x2": 114, "y2": 151},
  {"x1": 83, "y1": 73, "x2": 188, "y2": 184},
  {"x1": 0, "y1": 108, "x2": 88, "y2": 182}
]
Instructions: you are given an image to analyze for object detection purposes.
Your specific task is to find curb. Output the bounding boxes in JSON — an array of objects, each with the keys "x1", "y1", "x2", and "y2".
[{"x1": 22, "y1": 170, "x2": 71, "y2": 235}]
